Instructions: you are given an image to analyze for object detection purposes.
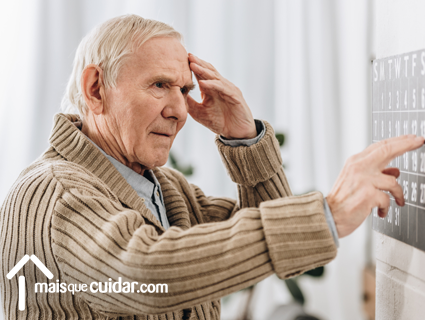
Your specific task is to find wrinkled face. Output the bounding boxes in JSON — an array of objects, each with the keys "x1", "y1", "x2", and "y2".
[{"x1": 103, "y1": 37, "x2": 194, "y2": 170}]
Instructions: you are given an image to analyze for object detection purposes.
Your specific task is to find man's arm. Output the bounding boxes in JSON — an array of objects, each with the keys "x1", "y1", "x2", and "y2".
[
  {"x1": 192, "y1": 119, "x2": 292, "y2": 225},
  {"x1": 191, "y1": 119, "x2": 340, "y2": 247}
]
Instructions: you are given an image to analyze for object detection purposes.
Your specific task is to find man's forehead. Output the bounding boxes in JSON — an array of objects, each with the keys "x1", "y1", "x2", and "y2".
[{"x1": 129, "y1": 37, "x2": 192, "y2": 84}]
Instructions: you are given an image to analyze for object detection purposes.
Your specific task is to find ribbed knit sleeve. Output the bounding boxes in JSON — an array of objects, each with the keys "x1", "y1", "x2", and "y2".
[
  {"x1": 215, "y1": 120, "x2": 292, "y2": 208},
  {"x1": 260, "y1": 192, "x2": 337, "y2": 278},
  {"x1": 215, "y1": 120, "x2": 283, "y2": 187},
  {"x1": 50, "y1": 163, "x2": 336, "y2": 316}
]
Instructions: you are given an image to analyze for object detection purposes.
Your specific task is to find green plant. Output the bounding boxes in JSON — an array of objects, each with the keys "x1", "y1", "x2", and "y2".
[
  {"x1": 275, "y1": 132, "x2": 285, "y2": 147},
  {"x1": 168, "y1": 151, "x2": 194, "y2": 176},
  {"x1": 284, "y1": 266, "x2": 325, "y2": 305}
]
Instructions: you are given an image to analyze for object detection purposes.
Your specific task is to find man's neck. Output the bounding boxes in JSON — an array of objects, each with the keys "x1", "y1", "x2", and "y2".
[{"x1": 81, "y1": 115, "x2": 147, "y2": 175}]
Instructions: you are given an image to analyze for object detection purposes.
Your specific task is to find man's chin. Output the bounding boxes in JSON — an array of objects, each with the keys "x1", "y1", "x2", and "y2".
[{"x1": 137, "y1": 151, "x2": 170, "y2": 170}]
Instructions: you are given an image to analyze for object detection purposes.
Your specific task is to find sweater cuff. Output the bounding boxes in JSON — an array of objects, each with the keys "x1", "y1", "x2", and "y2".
[
  {"x1": 219, "y1": 120, "x2": 265, "y2": 147},
  {"x1": 260, "y1": 191, "x2": 337, "y2": 279},
  {"x1": 215, "y1": 120, "x2": 283, "y2": 187}
]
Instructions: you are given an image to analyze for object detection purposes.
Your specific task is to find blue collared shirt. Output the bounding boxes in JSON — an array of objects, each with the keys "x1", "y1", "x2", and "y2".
[{"x1": 86, "y1": 120, "x2": 338, "y2": 247}]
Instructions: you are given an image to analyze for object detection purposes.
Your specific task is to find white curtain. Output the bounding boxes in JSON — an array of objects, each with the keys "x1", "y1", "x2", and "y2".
[{"x1": 0, "y1": 1, "x2": 372, "y2": 319}]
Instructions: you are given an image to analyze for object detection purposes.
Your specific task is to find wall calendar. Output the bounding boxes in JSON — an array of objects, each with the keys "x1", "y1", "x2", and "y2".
[{"x1": 372, "y1": 49, "x2": 425, "y2": 251}]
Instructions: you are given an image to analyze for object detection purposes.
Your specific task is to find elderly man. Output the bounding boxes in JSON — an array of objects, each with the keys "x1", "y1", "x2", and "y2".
[{"x1": 0, "y1": 14, "x2": 422, "y2": 320}]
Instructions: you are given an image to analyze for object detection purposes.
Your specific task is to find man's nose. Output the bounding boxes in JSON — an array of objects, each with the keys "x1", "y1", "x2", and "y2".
[{"x1": 162, "y1": 88, "x2": 188, "y2": 123}]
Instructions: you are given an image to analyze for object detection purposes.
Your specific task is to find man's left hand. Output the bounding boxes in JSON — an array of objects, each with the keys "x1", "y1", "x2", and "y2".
[{"x1": 187, "y1": 54, "x2": 257, "y2": 140}]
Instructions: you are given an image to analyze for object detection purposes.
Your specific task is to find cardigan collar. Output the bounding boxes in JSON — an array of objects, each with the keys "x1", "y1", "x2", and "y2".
[{"x1": 48, "y1": 113, "x2": 191, "y2": 232}]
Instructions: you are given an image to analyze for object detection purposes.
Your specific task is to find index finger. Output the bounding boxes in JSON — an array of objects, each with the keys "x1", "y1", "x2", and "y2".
[
  {"x1": 189, "y1": 53, "x2": 218, "y2": 73},
  {"x1": 367, "y1": 135, "x2": 424, "y2": 168},
  {"x1": 362, "y1": 134, "x2": 415, "y2": 157}
]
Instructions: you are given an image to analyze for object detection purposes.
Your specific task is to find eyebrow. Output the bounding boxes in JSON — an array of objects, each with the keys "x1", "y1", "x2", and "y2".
[{"x1": 150, "y1": 75, "x2": 196, "y2": 91}]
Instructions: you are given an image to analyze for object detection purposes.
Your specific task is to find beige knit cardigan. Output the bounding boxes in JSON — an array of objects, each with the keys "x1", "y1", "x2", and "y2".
[{"x1": 0, "y1": 113, "x2": 337, "y2": 320}]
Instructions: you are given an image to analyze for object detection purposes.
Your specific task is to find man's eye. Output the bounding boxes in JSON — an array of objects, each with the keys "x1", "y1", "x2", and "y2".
[
  {"x1": 180, "y1": 87, "x2": 187, "y2": 94},
  {"x1": 155, "y1": 82, "x2": 164, "y2": 88}
]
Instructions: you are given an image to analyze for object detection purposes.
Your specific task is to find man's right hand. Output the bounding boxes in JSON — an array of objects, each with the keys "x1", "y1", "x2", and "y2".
[{"x1": 326, "y1": 134, "x2": 424, "y2": 238}]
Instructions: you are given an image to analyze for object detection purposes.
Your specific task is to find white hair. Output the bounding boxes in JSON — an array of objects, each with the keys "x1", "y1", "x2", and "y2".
[{"x1": 61, "y1": 14, "x2": 182, "y2": 118}]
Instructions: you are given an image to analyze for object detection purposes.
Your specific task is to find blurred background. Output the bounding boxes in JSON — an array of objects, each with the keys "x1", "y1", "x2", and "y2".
[{"x1": 0, "y1": 0, "x2": 374, "y2": 319}]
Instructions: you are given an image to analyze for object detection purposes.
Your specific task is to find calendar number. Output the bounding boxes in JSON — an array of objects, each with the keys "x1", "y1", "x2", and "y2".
[
  {"x1": 412, "y1": 120, "x2": 417, "y2": 135},
  {"x1": 397, "y1": 90, "x2": 400, "y2": 109},
  {"x1": 387, "y1": 206, "x2": 392, "y2": 223},
  {"x1": 412, "y1": 182, "x2": 417, "y2": 202},
  {"x1": 403, "y1": 180, "x2": 409, "y2": 200},
  {"x1": 403, "y1": 152, "x2": 409, "y2": 170},
  {"x1": 404, "y1": 90, "x2": 408, "y2": 108},
  {"x1": 421, "y1": 152, "x2": 425, "y2": 173},
  {"x1": 420, "y1": 183, "x2": 425, "y2": 204},
  {"x1": 421, "y1": 120, "x2": 425, "y2": 137},
  {"x1": 412, "y1": 151, "x2": 418, "y2": 171},
  {"x1": 422, "y1": 88, "x2": 425, "y2": 108},
  {"x1": 413, "y1": 88, "x2": 416, "y2": 108},
  {"x1": 395, "y1": 207, "x2": 400, "y2": 226}
]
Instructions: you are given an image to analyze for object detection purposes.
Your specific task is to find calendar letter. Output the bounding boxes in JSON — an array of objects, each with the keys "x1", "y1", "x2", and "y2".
[
  {"x1": 412, "y1": 53, "x2": 417, "y2": 76},
  {"x1": 422, "y1": 52, "x2": 425, "y2": 75},
  {"x1": 395, "y1": 57, "x2": 401, "y2": 78},
  {"x1": 404, "y1": 56, "x2": 410, "y2": 77}
]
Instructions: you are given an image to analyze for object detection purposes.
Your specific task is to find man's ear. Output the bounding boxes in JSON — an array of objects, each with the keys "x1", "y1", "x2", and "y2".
[{"x1": 81, "y1": 64, "x2": 105, "y2": 115}]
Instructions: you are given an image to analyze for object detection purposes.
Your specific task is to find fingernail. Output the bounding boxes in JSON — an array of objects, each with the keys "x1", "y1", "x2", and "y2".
[{"x1": 415, "y1": 136, "x2": 424, "y2": 142}]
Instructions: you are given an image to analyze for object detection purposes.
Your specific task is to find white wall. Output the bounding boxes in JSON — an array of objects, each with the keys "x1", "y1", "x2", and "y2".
[{"x1": 374, "y1": 0, "x2": 425, "y2": 318}]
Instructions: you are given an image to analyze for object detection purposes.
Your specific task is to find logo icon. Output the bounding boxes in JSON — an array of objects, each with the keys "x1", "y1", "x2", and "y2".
[{"x1": 7, "y1": 255, "x2": 53, "y2": 311}]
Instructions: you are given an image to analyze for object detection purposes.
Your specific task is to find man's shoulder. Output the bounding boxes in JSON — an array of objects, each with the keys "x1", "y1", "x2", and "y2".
[
  {"x1": 9, "y1": 156, "x2": 109, "y2": 201},
  {"x1": 21, "y1": 157, "x2": 94, "y2": 181}
]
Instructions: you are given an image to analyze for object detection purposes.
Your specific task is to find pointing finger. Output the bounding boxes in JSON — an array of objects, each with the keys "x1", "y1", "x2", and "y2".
[
  {"x1": 367, "y1": 135, "x2": 424, "y2": 168},
  {"x1": 361, "y1": 135, "x2": 415, "y2": 157}
]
